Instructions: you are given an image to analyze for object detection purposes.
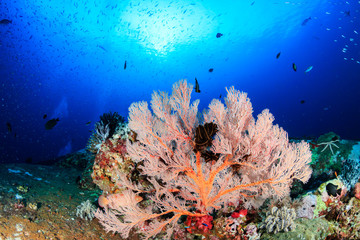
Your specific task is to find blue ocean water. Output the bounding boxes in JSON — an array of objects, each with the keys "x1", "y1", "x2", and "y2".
[{"x1": 1, "y1": 0, "x2": 359, "y2": 163}]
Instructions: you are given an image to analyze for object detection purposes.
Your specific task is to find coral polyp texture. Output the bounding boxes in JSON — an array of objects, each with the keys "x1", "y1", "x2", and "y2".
[
  {"x1": 259, "y1": 206, "x2": 296, "y2": 234},
  {"x1": 94, "y1": 79, "x2": 312, "y2": 239}
]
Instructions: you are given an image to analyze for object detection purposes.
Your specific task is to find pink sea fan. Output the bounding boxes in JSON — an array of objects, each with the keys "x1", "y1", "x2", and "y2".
[{"x1": 95, "y1": 79, "x2": 312, "y2": 239}]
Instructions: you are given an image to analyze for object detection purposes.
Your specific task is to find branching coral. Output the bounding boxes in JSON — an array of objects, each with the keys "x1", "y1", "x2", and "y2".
[{"x1": 94, "y1": 80, "x2": 312, "y2": 239}]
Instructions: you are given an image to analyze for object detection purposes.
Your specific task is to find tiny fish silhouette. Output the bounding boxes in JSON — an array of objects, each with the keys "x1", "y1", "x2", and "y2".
[
  {"x1": 276, "y1": 52, "x2": 281, "y2": 59},
  {"x1": 301, "y1": 17, "x2": 311, "y2": 26},
  {"x1": 0, "y1": 19, "x2": 12, "y2": 24},
  {"x1": 292, "y1": 63, "x2": 297, "y2": 72},
  {"x1": 45, "y1": 118, "x2": 59, "y2": 130},
  {"x1": 124, "y1": 61, "x2": 127, "y2": 69},
  {"x1": 208, "y1": 68, "x2": 214, "y2": 72},
  {"x1": 216, "y1": 33, "x2": 223, "y2": 38},
  {"x1": 194, "y1": 78, "x2": 200, "y2": 93}
]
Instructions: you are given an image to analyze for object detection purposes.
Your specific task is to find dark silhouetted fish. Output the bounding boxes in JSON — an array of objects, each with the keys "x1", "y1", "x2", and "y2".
[
  {"x1": 276, "y1": 52, "x2": 281, "y2": 59},
  {"x1": 0, "y1": 19, "x2": 12, "y2": 25},
  {"x1": 194, "y1": 78, "x2": 200, "y2": 93},
  {"x1": 251, "y1": 1, "x2": 255, "y2": 6},
  {"x1": 344, "y1": 11, "x2": 350, "y2": 17},
  {"x1": 124, "y1": 60, "x2": 127, "y2": 69},
  {"x1": 6, "y1": 122, "x2": 12, "y2": 132},
  {"x1": 97, "y1": 45, "x2": 107, "y2": 51},
  {"x1": 326, "y1": 183, "x2": 341, "y2": 197},
  {"x1": 43, "y1": 114, "x2": 47, "y2": 119},
  {"x1": 292, "y1": 63, "x2": 297, "y2": 72},
  {"x1": 208, "y1": 68, "x2": 214, "y2": 72},
  {"x1": 300, "y1": 100, "x2": 305, "y2": 104},
  {"x1": 86, "y1": 121, "x2": 91, "y2": 125},
  {"x1": 301, "y1": 17, "x2": 311, "y2": 26},
  {"x1": 45, "y1": 118, "x2": 59, "y2": 130},
  {"x1": 216, "y1": 33, "x2": 223, "y2": 38}
]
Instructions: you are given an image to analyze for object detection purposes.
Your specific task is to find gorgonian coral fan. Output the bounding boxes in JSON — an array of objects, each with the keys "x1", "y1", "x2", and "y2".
[{"x1": 95, "y1": 79, "x2": 312, "y2": 239}]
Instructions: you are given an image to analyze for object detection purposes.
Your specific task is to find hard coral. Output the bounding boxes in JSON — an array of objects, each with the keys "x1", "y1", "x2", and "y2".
[{"x1": 91, "y1": 136, "x2": 134, "y2": 194}]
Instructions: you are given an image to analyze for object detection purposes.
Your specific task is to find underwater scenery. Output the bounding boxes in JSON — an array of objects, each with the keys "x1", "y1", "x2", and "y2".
[{"x1": 1, "y1": 0, "x2": 360, "y2": 239}]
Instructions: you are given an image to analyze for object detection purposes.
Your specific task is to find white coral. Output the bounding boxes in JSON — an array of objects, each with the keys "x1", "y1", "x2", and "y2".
[{"x1": 76, "y1": 200, "x2": 96, "y2": 220}]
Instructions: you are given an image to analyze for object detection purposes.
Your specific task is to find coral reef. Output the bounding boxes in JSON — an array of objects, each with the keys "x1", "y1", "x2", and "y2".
[
  {"x1": 310, "y1": 132, "x2": 356, "y2": 181},
  {"x1": 323, "y1": 197, "x2": 360, "y2": 239},
  {"x1": 91, "y1": 132, "x2": 135, "y2": 194},
  {"x1": 339, "y1": 142, "x2": 360, "y2": 190},
  {"x1": 94, "y1": 80, "x2": 312, "y2": 239},
  {"x1": 259, "y1": 206, "x2": 296, "y2": 234}
]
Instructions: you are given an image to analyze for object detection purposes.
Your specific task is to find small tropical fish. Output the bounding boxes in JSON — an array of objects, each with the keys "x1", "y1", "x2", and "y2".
[
  {"x1": 0, "y1": 19, "x2": 12, "y2": 24},
  {"x1": 216, "y1": 33, "x2": 223, "y2": 38},
  {"x1": 301, "y1": 17, "x2": 311, "y2": 26},
  {"x1": 326, "y1": 183, "x2": 341, "y2": 197},
  {"x1": 292, "y1": 63, "x2": 297, "y2": 72},
  {"x1": 305, "y1": 65, "x2": 313, "y2": 73},
  {"x1": 6, "y1": 122, "x2": 12, "y2": 133},
  {"x1": 344, "y1": 10, "x2": 350, "y2": 17},
  {"x1": 194, "y1": 78, "x2": 200, "y2": 93},
  {"x1": 300, "y1": 100, "x2": 305, "y2": 104},
  {"x1": 43, "y1": 114, "x2": 47, "y2": 119},
  {"x1": 124, "y1": 60, "x2": 127, "y2": 69},
  {"x1": 45, "y1": 118, "x2": 59, "y2": 130},
  {"x1": 86, "y1": 121, "x2": 91, "y2": 125},
  {"x1": 251, "y1": 1, "x2": 255, "y2": 6},
  {"x1": 276, "y1": 52, "x2": 281, "y2": 59},
  {"x1": 208, "y1": 68, "x2": 214, "y2": 72},
  {"x1": 219, "y1": 94, "x2": 222, "y2": 99}
]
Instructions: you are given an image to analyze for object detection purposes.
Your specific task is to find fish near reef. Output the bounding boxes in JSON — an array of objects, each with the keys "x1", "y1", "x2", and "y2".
[
  {"x1": 292, "y1": 63, "x2": 297, "y2": 72},
  {"x1": 45, "y1": 118, "x2": 59, "y2": 130},
  {"x1": 194, "y1": 78, "x2": 200, "y2": 93}
]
